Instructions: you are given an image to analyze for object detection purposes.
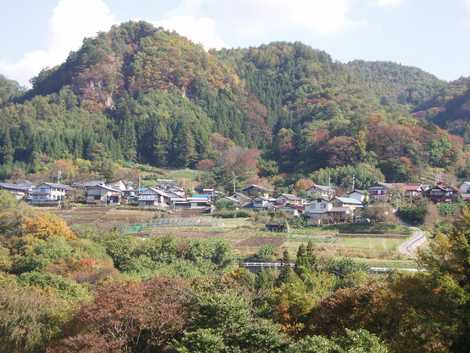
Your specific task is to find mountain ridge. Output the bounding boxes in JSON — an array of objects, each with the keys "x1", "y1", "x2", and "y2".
[{"x1": 0, "y1": 21, "x2": 467, "y2": 183}]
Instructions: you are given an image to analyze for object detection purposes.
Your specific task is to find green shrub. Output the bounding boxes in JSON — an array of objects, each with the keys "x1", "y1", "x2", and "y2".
[
  {"x1": 212, "y1": 210, "x2": 253, "y2": 218},
  {"x1": 397, "y1": 203, "x2": 427, "y2": 225}
]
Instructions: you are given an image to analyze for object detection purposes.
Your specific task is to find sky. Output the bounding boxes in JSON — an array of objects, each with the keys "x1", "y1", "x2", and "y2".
[{"x1": 1, "y1": 0, "x2": 469, "y2": 86}]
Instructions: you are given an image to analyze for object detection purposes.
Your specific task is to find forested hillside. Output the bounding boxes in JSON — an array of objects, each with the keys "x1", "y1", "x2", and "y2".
[
  {"x1": 346, "y1": 60, "x2": 446, "y2": 107},
  {"x1": 0, "y1": 21, "x2": 468, "y2": 184},
  {"x1": 414, "y1": 77, "x2": 470, "y2": 142}
]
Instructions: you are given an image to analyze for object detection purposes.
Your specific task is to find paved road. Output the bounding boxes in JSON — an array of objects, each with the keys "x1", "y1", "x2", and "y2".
[{"x1": 398, "y1": 228, "x2": 428, "y2": 258}]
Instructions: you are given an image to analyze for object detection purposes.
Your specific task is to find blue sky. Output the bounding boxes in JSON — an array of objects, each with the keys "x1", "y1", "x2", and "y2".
[{"x1": 1, "y1": 0, "x2": 469, "y2": 86}]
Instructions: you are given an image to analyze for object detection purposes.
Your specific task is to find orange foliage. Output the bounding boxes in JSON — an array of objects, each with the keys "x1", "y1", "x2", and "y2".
[
  {"x1": 21, "y1": 213, "x2": 76, "y2": 240},
  {"x1": 295, "y1": 178, "x2": 314, "y2": 192},
  {"x1": 46, "y1": 257, "x2": 118, "y2": 285}
]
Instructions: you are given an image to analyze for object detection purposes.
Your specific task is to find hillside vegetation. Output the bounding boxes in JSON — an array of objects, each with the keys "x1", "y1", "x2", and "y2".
[{"x1": 0, "y1": 21, "x2": 467, "y2": 184}]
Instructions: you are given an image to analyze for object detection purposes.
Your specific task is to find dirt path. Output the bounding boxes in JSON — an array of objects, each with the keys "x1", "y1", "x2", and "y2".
[{"x1": 398, "y1": 228, "x2": 428, "y2": 258}]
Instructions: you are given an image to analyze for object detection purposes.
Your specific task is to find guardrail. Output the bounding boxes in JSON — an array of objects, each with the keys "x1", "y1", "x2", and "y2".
[{"x1": 241, "y1": 262, "x2": 422, "y2": 273}]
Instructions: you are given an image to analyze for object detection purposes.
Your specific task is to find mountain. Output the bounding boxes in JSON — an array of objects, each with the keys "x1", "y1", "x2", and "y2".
[{"x1": 0, "y1": 21, "x2": 466, "y2": 182}]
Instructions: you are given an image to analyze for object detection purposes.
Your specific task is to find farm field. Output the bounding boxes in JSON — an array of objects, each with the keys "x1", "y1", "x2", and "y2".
[
  {"x1": 49, "y1": 208, "x2": 416, "y2": 267},
  {"x1": 51, "y1": 207, "x2": 162, "y2": 229}
]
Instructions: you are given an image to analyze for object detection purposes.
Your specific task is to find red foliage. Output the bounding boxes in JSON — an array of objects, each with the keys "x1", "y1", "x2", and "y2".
[
  {"x1": 47, "y1": 278, "x2": 191, "y2": 353},
  {"x1": 196, "y1": 159, "x2": 216, "y2": 171},
  {"x1": 220, "y1": 147, "x2": 261, "y2": 177},
  {"x1": 311, "y1": 128, "x2": 329, "y2": 144},
  {"x1": 324, "y1": 136, "x2": 360, "y2": 167}
]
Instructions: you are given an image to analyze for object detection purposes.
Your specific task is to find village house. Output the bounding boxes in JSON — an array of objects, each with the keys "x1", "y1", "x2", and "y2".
[
  {"x1": 274, "y1": 203, "x2": 303, "y2": 217},
  {"x1": 368, "y1": 183, "x2": 392, "y2": 202},
  {"x1": 427, "y1": 184, "x2": 459, "y2": 203},
  {"x1": 85, "y1": 184, "x2": 122, "y2": 205},
  {"x1": 307, "y1": 184, "x2": 336, "y2": 200},
  {"x1": 369, "y1": 182, "x2": 424, "y2": 203},
  {"x1": 275, "y1": 193, "x2": 304, "y2": 207},
  {"x1": 334, "y1": 197, "x2": 364, "y2": 212},
  {"x1": 195, "y1": 188, "x2": 222, "y2": 202},
  {"x1": 0, "y1": 181, "x2": 34, "y2": 200},
  {"x1": 138, "y1": 188, "x2": 172, "y2": 208},
  {"x1": 169, "y1": 194, "x2": 213, "y2": 213},
  {"x1": 250, "y1": 196, "x2": 276, "y2": 211},
  {"x1": 156, "y1": 179, "x2": 186, "y2": 197},
  {"x1": 402, "y1": 184, "x2": 424, "y2": 199},
  {"x1": 109, "y1": 180, "x2": 136, "y2": 199},
  {"x1": 304, "y1": 196, "x2": 363, "y2": 225},
  {"x1": 30, "y1": 183, "x2": 73, "y2": 206},
  {"x1": 459, "y1": 182, "x2": 470, "y2": 201},
  {"x1": 186, "y1": 195, "x2": 213, "y2": 211},
  {"x1": 346, "y1": 190, "x2": 368, "y2": 203},
  {"x1": 219, "y1": 192, "x2": 252, "y2": 208},
  {"x1": 242, "y1": 184, "x2": 274, "y2": 198},
  {"x1": 304, "y1": 198, "x2": 348, "y2": 225}
]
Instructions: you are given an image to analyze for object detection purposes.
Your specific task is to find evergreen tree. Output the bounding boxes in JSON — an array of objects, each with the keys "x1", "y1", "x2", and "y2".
[
  {"x1": 277, "y1": 250, "x2": 294, "y2": 285},
  {"x1": 0, "y1": 129, "x2": 14, "y2": 165}
]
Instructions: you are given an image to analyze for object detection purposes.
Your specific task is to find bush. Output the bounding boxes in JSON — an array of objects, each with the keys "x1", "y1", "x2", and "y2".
[
  {"x1": 212, "y1": 210, "x2": 253, "y2": 218},
  {"x1": 215, "y1": 198, "x2": 236, "y2": 210},
  {"x1": 0, "y1": 285, "x2": 72, "y2": 353},
  {"x1": 18, "y1": 272, "x2": 90, "y2": 302},
  {"x1": 361, "y1": 203, "x2": 398, "y2": 224},
  {"x1": 397, "y1": 203, "x2": 427, "y2": 225},
  {"x1": 255, "y1": 244, "x2": 277, "y2": 261}
]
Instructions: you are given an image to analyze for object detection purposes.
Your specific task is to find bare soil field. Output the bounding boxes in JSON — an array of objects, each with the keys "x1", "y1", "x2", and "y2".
[{"x1": 51, "y1": 207, "x2": 160, "y2": 229}]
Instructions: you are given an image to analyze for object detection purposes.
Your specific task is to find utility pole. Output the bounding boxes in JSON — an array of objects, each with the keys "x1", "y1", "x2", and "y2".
[
  {"x1": 352, "y1": 174, "x2": 356, "y2": 192},
  {"x1": 232, "y1": 172, "x2": 236, "y2": 194},
  {"x1": 57, "y1": 170, "x2": 62, "y2": 209}
]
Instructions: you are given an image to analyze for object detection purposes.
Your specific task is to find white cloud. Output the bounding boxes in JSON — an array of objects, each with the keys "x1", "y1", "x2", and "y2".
[
  {"x1": 372, "y1": 0, "x2": 404, "y2": 7},
  {"x1": 0, "y1": 0, "x2": 115, "y2": 87},
  {"x1": 162, "y1": 0, "x2": 353, "y2": 43},
  {"x1": 154, "y1": 15, "x2": 226, "y2": 49},
  {"x1": 1, "y1": 0, "x2": 387, "y2": 86}
]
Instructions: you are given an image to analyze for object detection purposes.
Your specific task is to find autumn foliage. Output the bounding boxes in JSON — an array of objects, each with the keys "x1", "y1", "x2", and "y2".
[
  {"x1": 21, "y1": 213, "x2": 76, "y2": 241},
  {"x1": 48, "y1": 278, "x2": 191, "y2": 353}
]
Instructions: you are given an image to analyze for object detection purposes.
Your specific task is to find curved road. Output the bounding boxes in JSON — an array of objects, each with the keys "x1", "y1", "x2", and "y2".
[{"x1": 398, "y1": 228, "x2": 428, "y2": 258}]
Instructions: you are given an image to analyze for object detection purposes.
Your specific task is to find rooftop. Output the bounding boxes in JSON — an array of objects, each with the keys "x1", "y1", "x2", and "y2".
[{"x1": 335, "y1": 197, "x2": 363, "y2": 205}]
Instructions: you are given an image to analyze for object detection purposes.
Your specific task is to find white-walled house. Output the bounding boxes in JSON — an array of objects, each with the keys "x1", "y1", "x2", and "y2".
[
  {"x1": 304, "y1": 197, "x2": 363, "y2": 225},
  {"x1": 30, "y1": 183, "x2": 73, "y2": 205},
  {"x1": 138, "y1": 188, "x2": 171, "y2": 208}
]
